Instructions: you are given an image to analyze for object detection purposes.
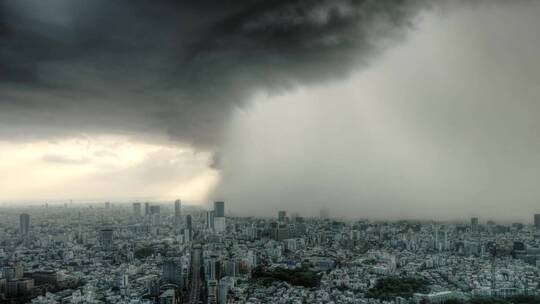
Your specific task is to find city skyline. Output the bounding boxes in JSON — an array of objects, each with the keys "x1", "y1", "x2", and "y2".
[{"x1": 2, "y1": 198, "x2": 540, "y2": 303}]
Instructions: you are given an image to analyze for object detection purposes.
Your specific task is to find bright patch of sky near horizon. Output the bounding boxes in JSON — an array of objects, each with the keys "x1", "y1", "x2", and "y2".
[{"x1": 0, "y1": 136, "x2": 218, "y2": 204}]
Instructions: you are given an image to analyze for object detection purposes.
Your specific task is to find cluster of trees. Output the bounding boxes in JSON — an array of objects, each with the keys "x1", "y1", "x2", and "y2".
[
  {"x1": 252, "y1": 265, "x2": 321, "y2": 288},
  {"x1": 134, "y1": 243, "x2": 174, "y2": 259},
  {"x1": 366, "y1": 277, "x2": 429, "y2": 300},
  {"x1": 134, "y1": 246, "x2": 154, "y2": 259}
]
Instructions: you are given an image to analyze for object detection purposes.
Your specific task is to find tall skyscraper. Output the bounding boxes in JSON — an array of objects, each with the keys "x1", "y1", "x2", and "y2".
[
  {"x1": 185, "y1": 215, "x2": 193, "y2": 240},
  {"x1": 99, "y1": 228, "x2": 114, "y2": 251},
  {"x1": 214, "y1": 201, "x2": 225, "y2": 217},
  {"x1": 534, "y1": 214, "x2": 540, "y2": 230},
  {"x1": 186, "y1": 214, "x2": 192, "y2": 231},
  {"x1": 20, "y1": 213, "x2": 30, "y2": 235},
  {"x1": 471, "y1": 217, "x2": 479, "y2": 232},
  {"x1": 144, "y1": 202, "x2": 150, "y2": 217},
  {"x1": 434, "y1": 228, "x2": 448, "y2": 251},
  {"x1": 150, "y1": 205, "x2": 161, "y2": 226},
  {"x1": 162, "y1": 259, "x2": 181, "y2": 285},
  {"x1": 133, "y1": 202, "x2": 142, "y2": 218},
  {"x1": 150, "y1": 205, "x2": 160, "y2": 214},
  {"x1": 213, "y1": 201, "x2": 226, "y2": 232},
  {"x1": 206, "y1": 211, "x2": 215, "y2": 230},
  {"x1": 278, "y1": 210, "x2": 287, "y2": 223},
  {"x1": 174, "y1": 200, "x2": 182, "y2": 226}
]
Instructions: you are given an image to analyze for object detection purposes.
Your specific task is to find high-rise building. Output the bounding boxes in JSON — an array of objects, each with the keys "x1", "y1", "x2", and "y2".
[
  {"x1": 214, "y1": 201, "x2": 225, "y2": 217},
  {"x1": 3, "y1": 266, "x2": 16, "y2": 280},
  {"x1": 206, "y1": 211, "x2": 215, "y2": 230},
  {"x1": 159, "y1": 289, "x2": 176, "y2": 304},
  {"x1": 218, "y1": 277, "x2": 234, "y2": 304},
  {"x1": 152, "y1": 214, "x2": 161, "y2": 226},
  {"x1": 207, "y1": 280, "x2": 218, "y2": 304},
  {"x1": 204, "y1": 258, "x2": 217, "y2": 281},
  {"x1": 105, "y1": 201, "x2": 111, "y2": 209},
  {"x1": 99, "y1": 228, "x2": 114, "y2": 251},
  {"x1": 471, "y1": 217, "x2": 479, "y2": 232},
  {"x1": 145, "y1": 202, "x2": 150, "y2": 217},
  {"x1": 186, "y1": 215, "x2": 192, "y2": 231},
  {"x1": 224, "y1": 260, "x2": 236, "y2": 277},
  {"x1": 20, "y1": 213, "x2": 30, "y2": 235},
  {"x1": 278, "y1": 210, "x2": 287, "y2": 223},
  {"x1": 133, "y1": 202, "x2": 142, "y2": 218},
  {"x1": 274, "y1": 225, "x2": 292, "y2": 241},
  {"x1": 150, "y1": 205, "x2": 160, "y2": 215},
  {"x1": 147, "y1": 276, "x2": 160, "y2": 297},
  {"x1": 149, "y1": 205, "x2": 161, "y2": 226},
  {"x1": 162, "y1": 260, "x2": 181, "y2": 285},
  {"x1": 174, "y1": 200, "x2": 182, "y2": 226},
  {"x1": 214, "y1": 201, "x2": 226, "y2": 232},
  {"x1": 434, "y1": 228, "x2": 448, "y2": 251},
  {"x1": 535, "y1": 214, "x2": 540, "y2": 230},
  {"x1": 119, "y1": 274, "x2": 129, "y2": 289}
]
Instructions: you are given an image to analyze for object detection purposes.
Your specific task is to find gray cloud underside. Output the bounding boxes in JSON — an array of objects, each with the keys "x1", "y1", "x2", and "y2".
[{"x1": 0, "y1": 0, "x2": 430, "y2": 146}]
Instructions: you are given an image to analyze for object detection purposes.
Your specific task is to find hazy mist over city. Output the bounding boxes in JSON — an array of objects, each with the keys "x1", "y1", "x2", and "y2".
[{"x1": 1, "y1": 0, "x2": 540, "y2": 221}]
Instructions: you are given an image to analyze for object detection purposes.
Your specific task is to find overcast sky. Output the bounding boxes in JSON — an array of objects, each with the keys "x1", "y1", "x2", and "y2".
[{"x1": 1, "y1": 1, "x2": 539, "y2": 221}]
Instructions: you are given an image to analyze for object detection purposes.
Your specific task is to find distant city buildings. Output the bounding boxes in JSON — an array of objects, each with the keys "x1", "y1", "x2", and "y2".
[
  {"x1": 150, "y1": 205, "x2": 161, "y2": 226},
  {"x1": 5, "y1": 203, "x2": 540, "y2": 303},
  {"x1": 278, "y1": 210, "x2": 287, "y2": 223},
  {"x1": 133, "y1": 202, "x2": 142, "y2": 218},
  {"x1": 174, "y1": 199, "x2": 182, "y2": 226},
  {"x1": 535, "y1": 214, "x2": 540, "y2": 230},
  {"x1": 99, "y1": 228, "x2": 114, "y2": 251},
  {"x1": 214, "y1": 201, "x2": 225, "y2": 217},
  {"x1": 145, "y1": 202, "x2": 150, "y2": 217},
  {"x1": 19, "y1": 213, "x2": 30, "y2": 235},
  {"x1": 206, "y1": 210, "x2": 215, "y2": 230},
  {"x1": 471, "y1": 217, "x2": 479, "y2": 232},
  {"x1": 213, "y1": 201, "x2": 226, "y2": 233}
]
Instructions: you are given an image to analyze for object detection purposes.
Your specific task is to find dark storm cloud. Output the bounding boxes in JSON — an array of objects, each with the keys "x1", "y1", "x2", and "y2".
[
  {"x1": 212, "y1": 1, "x2": 540, "y2": 220},
  {"x1": 0, "y1": 0, "x2": 428, "y2": 147}
]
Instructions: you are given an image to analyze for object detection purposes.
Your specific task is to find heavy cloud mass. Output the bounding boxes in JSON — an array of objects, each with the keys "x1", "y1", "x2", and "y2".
[
  {"x1": 213, "y1": 1, "x2": 540, "y2": 220},
  {"x1": 0, "y1": 0, "x2": 427, "y2": 146}
]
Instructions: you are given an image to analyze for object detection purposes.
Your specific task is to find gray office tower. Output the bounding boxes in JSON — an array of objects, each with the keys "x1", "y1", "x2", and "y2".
[
  {"x1": 99, "y1": 228, "x2": 114, "y2": 251},
  {"x1": 186, "y1": 215, "x2": 192, "y2": 231},
  {"x1": 144, "y1": 202, "x2": 150, "y2": 216},
  {"x1": 535, "y1": 214, "x2": 540, "y2": 230},
  {"x1": 206, "y1": 211, "x2": 215, "y2": 230},
  {"x1": 150, "y1": 205, "x2": 160, "y2": 215},
  {"x1": 162, "y1": 260, "x2": 181, "y2": 285},
  {"x1": 278, "y1": 210, "x2": 287, "y2": 223},
  {"x1": 214, "y1": 201, "x2": 225, "y2": 217},
  {"x1": 174, "y1": 200, "x2": 182, "y2": 225},
  {"x1": 20, "y1": 214, "x2": 30, "y2": 235},
  {"x1": 133, "y1": 203, "x2": 142, "y2": 218},
  {"x1": 471, "y1": 217, "x2": 479, "y2": 232},
  {"x1": 213, "y1": 201, "x2": 226, "y2": 233}
]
